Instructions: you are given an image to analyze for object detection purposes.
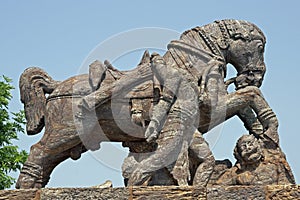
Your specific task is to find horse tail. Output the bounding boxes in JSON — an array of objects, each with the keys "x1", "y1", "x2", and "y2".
[{"x1": 19, "y1": 67, "x2": 60, "y2": 135}]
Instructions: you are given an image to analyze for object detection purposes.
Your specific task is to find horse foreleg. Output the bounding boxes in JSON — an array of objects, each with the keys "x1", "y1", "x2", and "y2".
[
  {"x1": 237, "y1": 106, "x2": 264, "y2": 136},
  {"x1": 224, "y1": 86, "x2": 279, "y2": 144}
]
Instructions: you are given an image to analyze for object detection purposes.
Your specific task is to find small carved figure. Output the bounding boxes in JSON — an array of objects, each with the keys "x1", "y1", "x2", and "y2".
[{"x1": 215, "y1": 134, "x2": 295, "y2": 185}]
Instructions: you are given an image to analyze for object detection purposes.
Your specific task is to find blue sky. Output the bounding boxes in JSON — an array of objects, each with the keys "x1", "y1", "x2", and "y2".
[{"x1": 1, "y1": 1, "x2": 299, "y2": 188}]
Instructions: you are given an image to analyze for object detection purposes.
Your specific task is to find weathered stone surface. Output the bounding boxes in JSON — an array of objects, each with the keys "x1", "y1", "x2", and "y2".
[
  {"x1": 207, "y1": 186, "x2": 266, "y2": 200},
  {"x1": 130, "y1": 186, "x2": 206, "y2": 200},
  {"x1": 266, "y1": 185, "x2": 300, "y2": 200},
  {"x1": 40, "y1": 188, "x2": 128, "y2": 200},
  {"x1": 0, "y1": 189, "x2": 39, "y2": 200},
  {"x1": 2, "y1": 185, "x2": 300, "y2": 199}
]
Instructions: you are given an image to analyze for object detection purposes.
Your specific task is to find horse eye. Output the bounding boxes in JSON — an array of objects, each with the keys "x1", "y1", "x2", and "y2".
[{"x1": 258, "y1": 45, "x2": 264, "y2": 52}]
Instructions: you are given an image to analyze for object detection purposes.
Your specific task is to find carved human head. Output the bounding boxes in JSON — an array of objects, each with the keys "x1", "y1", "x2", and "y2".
[{"x1": 234, "y1": 134, "x2": 263, "y2": 164}]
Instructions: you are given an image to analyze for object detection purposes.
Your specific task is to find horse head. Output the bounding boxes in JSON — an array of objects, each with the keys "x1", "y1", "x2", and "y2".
[{"x1": 220, "y1": 19, "x2": 267, "y2": 89}]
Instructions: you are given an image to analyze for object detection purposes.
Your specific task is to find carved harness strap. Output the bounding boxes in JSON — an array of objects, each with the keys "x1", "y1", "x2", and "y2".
[
  {"x1": 214, "y1": 20, "x2": 230, "y2": 50},
  {"x1": 168, "y1": 40, "x2": 224, "y2": 63},
  {"x1": 166, "y1": 23, "x2": 228, "y2": 94},
  {"x1": 238, "y1": 65, "x2": 266, "y2": 76}
]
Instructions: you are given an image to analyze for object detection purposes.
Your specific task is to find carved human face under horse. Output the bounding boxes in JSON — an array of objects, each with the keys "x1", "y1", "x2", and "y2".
[{"x1": 16, "y1": 19, "x2": 279, "y2": 189}]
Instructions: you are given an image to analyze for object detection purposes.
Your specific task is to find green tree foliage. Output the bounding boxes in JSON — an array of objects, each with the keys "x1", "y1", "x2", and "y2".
[{"x1": 0, "y1": 76, "x2": 28, "y2": 189}]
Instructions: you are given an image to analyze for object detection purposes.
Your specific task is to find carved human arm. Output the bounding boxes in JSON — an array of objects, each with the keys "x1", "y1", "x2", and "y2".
[
  {"x1": 145, "y1": 53, "x2": 181, "y2": 143},
  {"x1": 205, "y1": 60, "x2": 226, "y2": 108},
  {"x1": 145, "y1": 100, "x2": 172, "y2": 143}
]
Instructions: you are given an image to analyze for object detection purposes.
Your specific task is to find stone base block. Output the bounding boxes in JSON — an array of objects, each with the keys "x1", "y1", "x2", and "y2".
[{"x1": 0, "y1": 185, "x2": 299, "y2": 200}]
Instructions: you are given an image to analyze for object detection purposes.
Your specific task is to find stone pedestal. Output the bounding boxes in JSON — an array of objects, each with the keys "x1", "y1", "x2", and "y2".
[{"x1": 1, "y1": 185, "x2": 299, "y2": 200}]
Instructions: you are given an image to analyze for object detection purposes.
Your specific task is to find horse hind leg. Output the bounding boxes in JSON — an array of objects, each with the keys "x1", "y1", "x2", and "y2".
[
  {"x1": 16, "y1": 144, "x2": 82, "y2": 189},
  {"x1": 16, "y1": 114, "x2": 103, "y2": 189},
  {"x1": 16, "y1": 129, "x2": 82, "y2": 189},
  {"x1": 16, "y1": 143, "x2": 47, "y2": 189},
  {"x1": 37, "y1": 144, "x2": 86, "y2": 188}
]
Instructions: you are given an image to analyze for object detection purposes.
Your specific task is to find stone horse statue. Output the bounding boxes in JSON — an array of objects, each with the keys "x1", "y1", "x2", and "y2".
[{"x1": 16, "y1": 19, "x2": 288, "y2": 189}]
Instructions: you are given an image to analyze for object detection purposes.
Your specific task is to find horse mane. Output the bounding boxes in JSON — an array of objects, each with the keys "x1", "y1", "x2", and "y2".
[
  {"x1": 178, "y1": 19, "x2": 266, "y2": 49},
  {"x1": 221, "y1": 19, "x2": 266, "y2": 43},
  {"x1": 19, "y1": 67, "x2": 60, "y2": 135}
]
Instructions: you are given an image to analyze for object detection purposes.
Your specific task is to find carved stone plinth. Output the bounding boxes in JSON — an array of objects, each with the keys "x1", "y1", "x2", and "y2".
[
  {"x1": 1, "y1": 185, "x2": 299, "y2": 200},
  {"x1": 0, "y1": 189, "x2": 40, "y2": 200}
]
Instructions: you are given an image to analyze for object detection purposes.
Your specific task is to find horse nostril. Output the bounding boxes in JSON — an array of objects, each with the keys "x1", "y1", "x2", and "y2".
[{"x1": 247, "y1": 73, "x2": 255, "y2": 81}]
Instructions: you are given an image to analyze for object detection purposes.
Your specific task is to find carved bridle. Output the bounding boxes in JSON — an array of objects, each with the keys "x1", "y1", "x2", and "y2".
[{"x1": 214, "y1": 19, "x2": 266, "y2": 88}]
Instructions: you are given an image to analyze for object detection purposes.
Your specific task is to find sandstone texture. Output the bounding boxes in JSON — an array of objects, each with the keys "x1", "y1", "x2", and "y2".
[{"x1": 1, "y1": 185, "x2": 299, "y2": 200}]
